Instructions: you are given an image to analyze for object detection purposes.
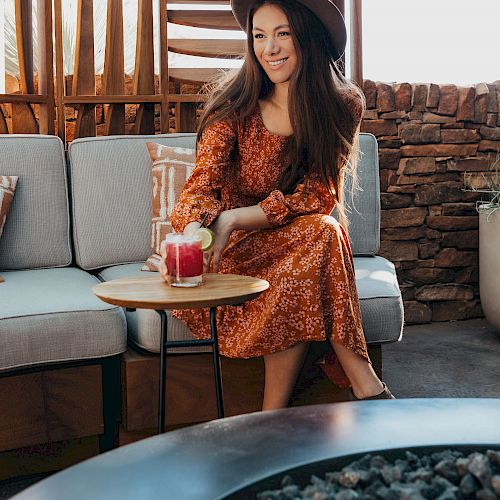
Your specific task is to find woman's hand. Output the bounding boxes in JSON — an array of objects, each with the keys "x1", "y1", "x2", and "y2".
[
  {"x1": 159, "y1": 239, "x2": 169, "y2": 281},
  {"x1": 204, "y1": 211, "x2": 235, "y2": 273}
]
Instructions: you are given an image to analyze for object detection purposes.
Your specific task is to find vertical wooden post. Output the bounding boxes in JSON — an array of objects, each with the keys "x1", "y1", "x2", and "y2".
[
  {"x1": 37, "y1": 0, "x2": 55, "y2": 135},
  {"x1": 333, "y1": 0, "x2": 345, "y2": 75},
  {"x1": 103, "y1": 0, "x2": 125, "y2": 135},
  {"x1": 159, "y1": 0, "x2": 170, "y2": 133},
  {"x1": 73, "y1": 0, "x2": 96, "y2": 138},
  {"x1": 54, "y1": 0, "x2": 65, "y2": 142},
  {"x1": 13, "y1": 0, "x2": 38, "y2": 133},
  {"x1": 133, "y1": 0, "x2": 155, "y2": 134},
  {"x1": 350, "y1": 0, "x2": 363, "y2": 87}
]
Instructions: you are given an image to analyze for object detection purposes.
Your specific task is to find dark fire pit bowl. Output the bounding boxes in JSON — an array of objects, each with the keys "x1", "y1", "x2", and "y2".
[{"x1": 14, "y1": 399, "x2": 500, "y2": 500}]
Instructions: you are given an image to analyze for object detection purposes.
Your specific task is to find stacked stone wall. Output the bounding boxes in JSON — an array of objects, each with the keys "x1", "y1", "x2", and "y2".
[{"x1": 362, "y1": 80, "x2": 500, "y2": 323}]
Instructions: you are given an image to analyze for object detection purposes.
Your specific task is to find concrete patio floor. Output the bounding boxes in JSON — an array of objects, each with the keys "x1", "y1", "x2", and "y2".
[{"x1": 1, "y1": 318, "x2": 499, "y2": 499}]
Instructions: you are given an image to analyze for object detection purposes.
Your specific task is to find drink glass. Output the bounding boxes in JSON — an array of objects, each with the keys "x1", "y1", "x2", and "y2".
[{"x1": 164, "y1": 233, "x2": 204, "y2": 287}]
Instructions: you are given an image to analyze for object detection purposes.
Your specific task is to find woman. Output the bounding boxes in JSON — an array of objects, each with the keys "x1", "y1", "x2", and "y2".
[{"x1": 160, "y1": 0, "x2": 394, "y2": 409}]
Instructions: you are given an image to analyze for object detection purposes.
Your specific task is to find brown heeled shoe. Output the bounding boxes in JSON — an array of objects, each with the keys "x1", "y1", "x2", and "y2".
[{"x1": 350, "y1": 382, "x2": 395, "y2": 401}]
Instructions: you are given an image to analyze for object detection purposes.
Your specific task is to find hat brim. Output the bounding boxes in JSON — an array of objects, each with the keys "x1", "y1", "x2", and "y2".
[{"x1": 230, "y1": 0, "x2": 347, "y2": 60}]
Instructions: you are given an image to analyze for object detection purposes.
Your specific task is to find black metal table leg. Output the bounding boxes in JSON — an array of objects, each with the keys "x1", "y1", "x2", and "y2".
[
  {"x1": 157, "y1": 310, "x2": 168, "y2": 434},
  {"x1": 210, "y1": 307, "x2": 225, "y2": 418}
]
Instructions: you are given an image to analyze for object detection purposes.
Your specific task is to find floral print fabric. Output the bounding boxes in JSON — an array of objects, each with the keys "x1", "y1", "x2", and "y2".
[{"x1": 171, "y1": 94, "x2": 369, "y2": 387}]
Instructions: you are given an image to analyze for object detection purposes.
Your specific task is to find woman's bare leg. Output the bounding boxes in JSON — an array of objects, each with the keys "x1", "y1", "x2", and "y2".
[
  {"x1": 330, "y1": 341, "x2": 384, "y2": 399},
  {"x1": 262, "y1": 342, "x2": 309, "y2": 411}
]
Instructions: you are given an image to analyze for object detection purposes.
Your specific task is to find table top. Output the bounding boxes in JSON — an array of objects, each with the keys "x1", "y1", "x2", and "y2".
[
  {"x1": 92, "y1": 273, "x2": 269, "y2": 310},
  {"x1": 14, "y1": 399, "x2": 500, "y2": 500}
]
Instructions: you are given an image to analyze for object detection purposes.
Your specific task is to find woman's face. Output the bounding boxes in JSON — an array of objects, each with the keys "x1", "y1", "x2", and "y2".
[{"x1": 251, "y1": 4, "x2": 298, "y2": 85}]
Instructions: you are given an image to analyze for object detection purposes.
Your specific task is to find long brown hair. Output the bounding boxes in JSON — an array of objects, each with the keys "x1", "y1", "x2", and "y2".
[{"x1": 197, "y1": 0, "x2": 365, "y2": 228}]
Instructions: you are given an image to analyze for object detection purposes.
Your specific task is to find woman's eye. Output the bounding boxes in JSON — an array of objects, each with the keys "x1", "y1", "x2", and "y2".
[
  {"x1": 254, "y1": 34, "x2": 264, "y2": 39},
  {"x1": 278, "y1": 31, "x2": 289, "y2": 37}
]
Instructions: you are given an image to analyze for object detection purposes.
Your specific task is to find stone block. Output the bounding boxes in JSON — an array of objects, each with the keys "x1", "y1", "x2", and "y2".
[
  {"x1": 408, "y1": 111, "x2": 423, "y2": 121},
  {"x1": 379, "y1": 111, "x2": 407, "y2": 120},
  {"x1": 394, "y1": 83, "x2": 412, "y2": 111},
  {"x1": 397, "y1": 173, "x2": 460, "y2": 186},
  {"x1": 380, "y1": 193, "x2": 413, "y2": 210},
  {"x1": 437, "y1": 84, "x2": 458, "y2": 116},
  {"x1": 403, "y1": 301, "x2": 432, "y2": 324},
  {"x1": 422, "y1": 112, "x2": 456, "y2": 124},
  {"x1": 427, "y1": 84, "x2": 440, "y2": 109},
  {"x1": 480, "y1": 126, "x2": 500, "y2": 141},
  {"x1": 403, "y1": 268, "x2": 454, "y2": 286},
  {"x1": 387, "y1": 184, "x2": 417, "y2": 194},
  {"x1": 381, "y1": 226, "x2": 427, "y2": 240},
  {"x1": 426, "y1": 229, "x2": 442, "y2": 239},
  {"x1": 361, "y1": 120, "x2": 397, "y2": 137},
  {"x1": 431, "y1": 300, "x2": 483, "y2": 321},
  {"x1": 400, "y1": 124, "x2": 440, "y2": 144},
  {"x1": 363, "y1": 80, "x2": 377, "y2": 109},
  {"x1": 441, "y1": 129, "x2": 480, "y2": 144},
  {"x1": 414, "y1": 182, "x2": 462, "y2": 206},
  {"x1": 412, "y1": 84, "x2": 429, "y2": 111},
  {"x1": 397, "y1": 157, "x2": 436, "y2": 175},
  {"x1": 454, "y1": 266, "x2": 479, "y2": 284},
  {"x1": 378, "y1": 137, "x2": 403, "y2": 148},
  {"x1": 381, "y1": 207, "x2": 427, "y2": 228},
  {"x1": 379, "y1": 169, "x2": 397, "y2": 191},
  {"x1": 376, "y1": 83, "x2": 396, "y2": 112},
  {"x1": 427, "y1": 215, "x2": 478, "y2": 231},
  {"x1": 363, "y1": 109, "x2": 379, "y2": 120},
  {"x1": 415, "y1": 284, "x2": 473, "y2": 301},
  {"x1": 379, "y1": 148, "x2": 401, "y2": 169},
  {"x1": 441, "y1": 230, "x2": 479, "y2": 249},
  {"x1": 441, "y1": 203, "x2": 477, "y2": 216},
  {"x1": 487, "y1": 84, "x2": 498, "y2": 113},
  {"x1": 434, "y1": 247, "x2": 478, "y2": 267},
  {"x1": 399, "y1": 284, "x2": 415, "y2": 300},
  {"x1": 456, "y1": 87, "x2": 475, "y2": 121},
  {"x1": 486, "y1": 113, "x2": 498, "y2": 127},
  {"x1": 418, "y1": 242, "x2": 440, "y2": 259},
  {"x1": 447, "y1": 156, "x2": 495, "y2": 171},
  {"x1": 474, "y1": 83, "x2": 489, "y2": 123},
  {"x1": 478, "y1": 140, "x2": 500, "y2": 152},
  {"x1": 379, "y1": 241, "x2": 418, "y2": 261},
  {"x1": 400, "y1": 144, "x2": 478, "y2": 157}
]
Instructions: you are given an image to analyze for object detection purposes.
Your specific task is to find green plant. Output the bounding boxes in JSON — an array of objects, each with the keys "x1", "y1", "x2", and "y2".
[{"x1": 463, "y1": 153, "x2": 500, "y2": 216}]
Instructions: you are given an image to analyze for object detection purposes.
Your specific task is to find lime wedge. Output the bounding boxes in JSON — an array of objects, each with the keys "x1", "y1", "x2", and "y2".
[{"x1": 196, "y1": 227, "x2": 215, "y2": 252}]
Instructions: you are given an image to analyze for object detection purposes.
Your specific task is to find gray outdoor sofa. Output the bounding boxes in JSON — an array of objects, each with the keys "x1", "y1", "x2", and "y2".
[{"x1": 0, "y1": 132, "x2": 403, "y2": 455}]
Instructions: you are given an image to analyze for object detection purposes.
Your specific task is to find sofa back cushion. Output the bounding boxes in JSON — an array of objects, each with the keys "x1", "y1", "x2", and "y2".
[
  {"x1": 336, "y1": 133, "x2": 380, "y2": 256},
  {"x1": 68, "y1": 134, "x2": 197, "y2": 270},
  {"x1": 0, "y1": 135, "x2": 71, "y2": 270}
]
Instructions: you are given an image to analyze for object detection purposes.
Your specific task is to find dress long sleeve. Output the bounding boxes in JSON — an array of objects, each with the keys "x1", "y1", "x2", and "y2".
[
  {"x1": 171, "y1": 117, "x2": 237, "y2": 233},
  {"x1": 258, "y1": 173, "x2": 336, "y2": 227}
]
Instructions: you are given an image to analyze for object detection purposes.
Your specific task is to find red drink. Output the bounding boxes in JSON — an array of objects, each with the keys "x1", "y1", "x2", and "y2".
[{"x1": 164, "y1": 234, "x2": 203, "y2": 287}]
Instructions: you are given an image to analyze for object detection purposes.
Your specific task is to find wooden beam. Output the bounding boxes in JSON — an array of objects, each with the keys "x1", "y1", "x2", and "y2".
[
  {"x1": 13, "y1": 0, "x2": 38, "y2": 133},
  {"x1": 167, "y1": 10, "x2": 239, "y2": 30},
  {"x1": 37, "y1": 0, "x2": 55, "y2": 135},
  {"x1": 159, "y1": 0, "x2": 169, "y2": 133},
  {"x1": 350, "y1": 0, "x2": 363, "y2": 86},
  {"x1": 133, "y1": 0, "x2": 156, "y2": 134},
  {"x1": 168, "y1": 39, "x2": 245, "y2": 58},
  {"x1": 73, "y1": 0, "x2": 96, "y2": 138},
  {"x1": 170, "y1": 67, "x2": 236, "y2": 84},
  {"x1": 63, "y1": 94, "x2": 205, "y2": 104},
  {"x1": 54, "y1": 0, "x2": 65, "y2": 142},
  {"x1": 103, "y1": 0, "x2": 125, "y2": 135},
  {"x1": 0, "y1": 93, "x2": 47, "y2": 103}
]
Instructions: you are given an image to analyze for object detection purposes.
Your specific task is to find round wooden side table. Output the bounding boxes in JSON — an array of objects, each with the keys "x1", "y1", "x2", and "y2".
[{"x1": 93, "y1": 273, "x2": 269, "y2": 433}]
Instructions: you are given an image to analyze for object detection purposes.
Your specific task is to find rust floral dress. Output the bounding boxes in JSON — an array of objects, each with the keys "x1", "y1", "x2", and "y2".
[{"x1": 171, "y1": 92, "x2": 370, "y2": 387}]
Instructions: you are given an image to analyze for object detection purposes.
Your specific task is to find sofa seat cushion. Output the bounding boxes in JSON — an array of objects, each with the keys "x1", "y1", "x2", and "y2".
[
  {"x1": 355, "y1": 256, "x2": 404, "y2": 344},
  {"x1": 97, "y1": 264, "x2": 209, "y2": 354},
  {"x1": 0, "y1": 268, "x2": 127, "y2": 372}
]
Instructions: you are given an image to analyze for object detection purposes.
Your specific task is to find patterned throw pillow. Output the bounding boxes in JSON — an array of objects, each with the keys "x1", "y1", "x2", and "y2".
[
  {"x1": 142, "y1": 143, "x2": 195, "y2": 271},
  {"x1": 0, "y1": 175, "x2": 19, "y2": 283}
]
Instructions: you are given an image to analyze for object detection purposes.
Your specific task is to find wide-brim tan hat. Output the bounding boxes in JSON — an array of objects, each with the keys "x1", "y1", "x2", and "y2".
[{"x1": 230, "y1": 0, "x2": 347, "y2": 60}]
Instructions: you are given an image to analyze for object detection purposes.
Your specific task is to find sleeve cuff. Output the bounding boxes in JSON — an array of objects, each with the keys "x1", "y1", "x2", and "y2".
[{"x1": 258, "y1": 190, "x2": 290, "y2": 227}]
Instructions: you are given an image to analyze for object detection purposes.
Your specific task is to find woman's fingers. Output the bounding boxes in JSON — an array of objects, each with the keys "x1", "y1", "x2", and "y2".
[
  {"x1": 212, "y1": 246, "x2": 222, "y2": 273},
  {"x1": 204, "y1": 249, "x2": 213, "y2": 273}
]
